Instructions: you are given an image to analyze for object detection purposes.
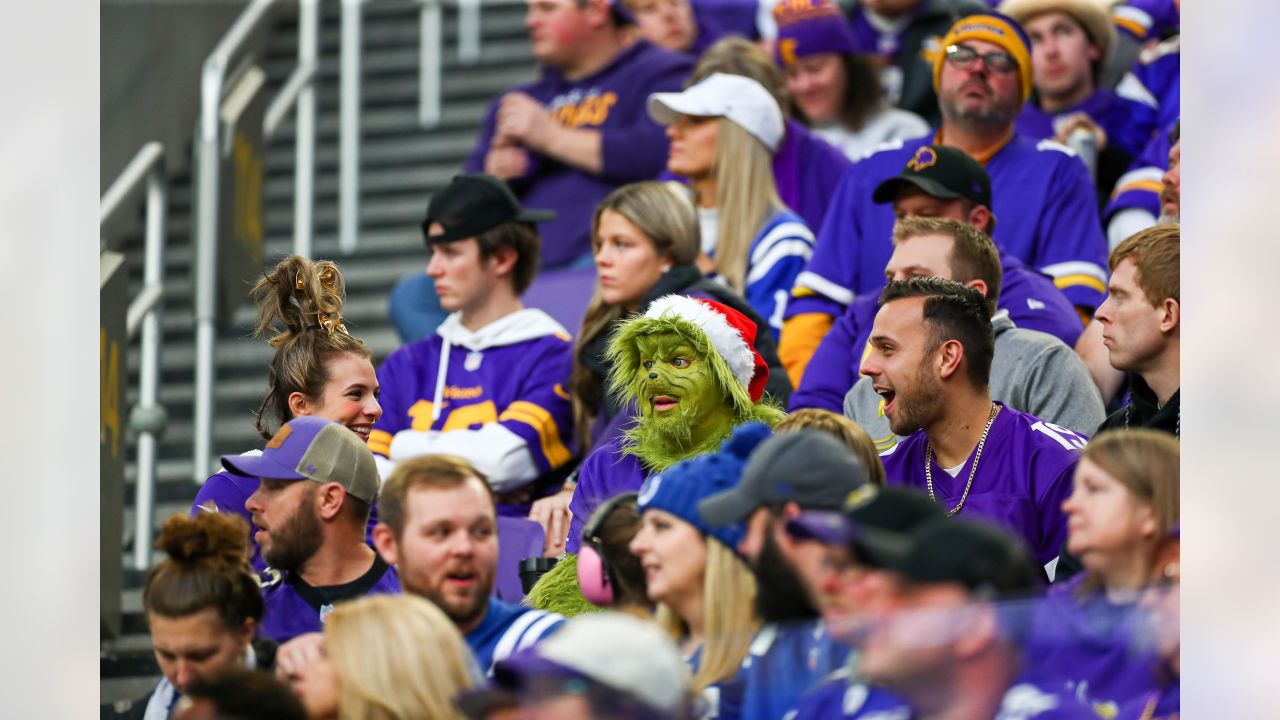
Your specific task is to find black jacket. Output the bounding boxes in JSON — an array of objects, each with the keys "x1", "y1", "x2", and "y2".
[{"x1": 1097, "y1": 375, "x2": 1180, "y2": 437}]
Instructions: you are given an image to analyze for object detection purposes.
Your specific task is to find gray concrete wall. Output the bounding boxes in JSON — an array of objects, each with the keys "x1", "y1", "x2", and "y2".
[{"x1": 101, "y1": 0, "x2": 254, "y2": 192}]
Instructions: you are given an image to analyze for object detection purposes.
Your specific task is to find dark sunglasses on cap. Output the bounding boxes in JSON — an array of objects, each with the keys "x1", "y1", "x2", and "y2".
[{"x1": 945, "y1": 44, "x2": 1018, "y2": 74}]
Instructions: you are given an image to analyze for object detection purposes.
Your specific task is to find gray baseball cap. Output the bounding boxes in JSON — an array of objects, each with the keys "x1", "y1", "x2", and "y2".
[
  {"x1": 220, "y1": 416, "x2": 380, "y2": 503},
  {"x1": 698, "y1": 429, "x2": 870, "y2": 526}
]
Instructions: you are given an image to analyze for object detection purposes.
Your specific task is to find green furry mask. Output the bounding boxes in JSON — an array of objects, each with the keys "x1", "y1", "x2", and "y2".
[{"x1": 606, "y1": 312, "x2": 784, "y2": 471}]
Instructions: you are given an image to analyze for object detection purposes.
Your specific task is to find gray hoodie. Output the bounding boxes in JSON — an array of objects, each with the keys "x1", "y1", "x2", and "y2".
[{"x1": 844, "y1": 310, "x2": 1105, "y2": 453}]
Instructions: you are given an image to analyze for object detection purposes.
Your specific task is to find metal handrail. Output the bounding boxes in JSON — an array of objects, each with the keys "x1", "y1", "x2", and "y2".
[
  {"x1": 193, "y1": 0, "x2": 320, "y2": 485},
  {"x1": 418, "y1": 0, "x2": 527, "y2": 129},
  {"x1": 100, "y1": 142, "x2": 168, "y2": 571},
  {"x1": 339, "y1": 0, "x2": 365, "y2": 255}
]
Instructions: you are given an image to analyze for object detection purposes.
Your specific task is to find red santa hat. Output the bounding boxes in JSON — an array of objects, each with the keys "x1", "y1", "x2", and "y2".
[{"x1": 644, "y1": 295, "x2": 770, "y2": 403}]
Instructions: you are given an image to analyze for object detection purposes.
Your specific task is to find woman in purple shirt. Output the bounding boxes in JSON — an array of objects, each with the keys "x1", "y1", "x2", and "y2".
[
  {"x1": 1024, "y1": 429, "x2": 1180, "y2": 717},
  {"x1": 191, "y1": 256, "x2": 382, "y2": 570}
]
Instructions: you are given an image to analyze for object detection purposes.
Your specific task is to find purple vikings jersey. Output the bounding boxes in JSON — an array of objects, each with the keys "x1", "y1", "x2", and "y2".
[
  {"x1": 193, "y1": 466, "x2": 264, "y2": 571},
  {"x1": 773, "y1": 118, "x2": 854, "y2": 235},
  {"x1": 1015, "y1": 86, "x2": 1158, "y2": 160},
  {"x1": 466, "y1": 597, "x2": 564, "y2": 675},
  {"x1": 879, "y1": 404, "x2": 1084, "y2": 565},
  {"x1": 791, "y1": 676, "x2": 912, "y2": 720},
  {"x1": 790, "y1": 253, "x2": 1083, "y2": 413},
  {"x1": 565, "y1": 436, "x2": 650, "y2": 555},
  {"x1": 464, "y1": 41, "x2": 692, "y2": 267},
  {"x1": 1022, "y1": 574, "x2": 1162, "y2": 718},
  {"x1": 786, "y1": 134, "x2": 1108, "y2": 325},
  {"x1": 1112, "y1": 0, "x2": 1180, "y2": 42},
  {"x1": 369, "y1": 310, "x2": 575, "y2": 492},
  {"x1": 258, "y1": 556, "x2": 400, "y2": 643}
]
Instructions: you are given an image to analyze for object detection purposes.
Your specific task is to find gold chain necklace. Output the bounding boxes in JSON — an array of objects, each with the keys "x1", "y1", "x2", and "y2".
[{"x1": 925, "y1": 403, "x2": 1000, "y2": 516}]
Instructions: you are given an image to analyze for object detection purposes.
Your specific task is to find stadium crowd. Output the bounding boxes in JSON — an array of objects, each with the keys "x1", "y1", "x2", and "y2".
[{"x1": 123, "y1": 0, "x2": 1182, "y2": 718}]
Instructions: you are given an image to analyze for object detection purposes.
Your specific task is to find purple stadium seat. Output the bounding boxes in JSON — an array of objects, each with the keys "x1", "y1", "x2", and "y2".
[
  {"x1": 495, "y1": 515, "x2": 548, "y2": 603},
  {"x1": 520, "y1": 265, "x2": 597, "y2": 337}
]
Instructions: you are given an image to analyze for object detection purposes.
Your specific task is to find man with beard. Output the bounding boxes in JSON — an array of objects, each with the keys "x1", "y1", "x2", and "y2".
[
  {"x1": 372, "y1": 454, "x2": 564, "y2": 673},
  {"x1": 779, "y1": 12, "x2": 1107, "y2": 383},
  {"x1": 697, "y1": 429, "x2": 868, "y2": 720},
  {"x1": 864, "y1": 278, "x2": 1083, "y2": 571},
  {"x1": 225, "y1": 417, "x2": 400, "y2": 643}
]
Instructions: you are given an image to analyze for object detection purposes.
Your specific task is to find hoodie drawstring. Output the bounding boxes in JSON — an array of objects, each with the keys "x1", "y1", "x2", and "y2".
[{"x1": 432, "y1": 338, "x2": 450, "y2": 423}]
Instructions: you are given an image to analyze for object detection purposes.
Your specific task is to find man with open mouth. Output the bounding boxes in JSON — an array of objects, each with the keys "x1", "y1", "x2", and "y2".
[{"x1": 863, "y1": 277, "x2": 1085, "y2": 577}]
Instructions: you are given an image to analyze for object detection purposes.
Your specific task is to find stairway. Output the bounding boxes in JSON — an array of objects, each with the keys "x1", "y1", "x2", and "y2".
[{"x1": 101, "y1": 1, "x2": 535, "y2": 711}]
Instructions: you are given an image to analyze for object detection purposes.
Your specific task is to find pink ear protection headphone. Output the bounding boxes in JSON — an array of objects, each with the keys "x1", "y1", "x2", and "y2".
[{"x1": 577, "y1": 492, "x2": 639, "y2": 607}]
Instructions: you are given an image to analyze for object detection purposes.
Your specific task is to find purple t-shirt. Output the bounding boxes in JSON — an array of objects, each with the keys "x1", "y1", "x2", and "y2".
[
  {"x1": 879, "y1": 404, "x2": 1083, "y2": 565},
  {"x1": 1016, "y1": 88, "x2": 1159, "y2": 161},
  {"x1": 564, "y1": 436, "x2": 650, "y2": 554},
  {"x1": 1022, "y1": 574, "x2": 1162, "y2": 716},
  {"x1": 787, "y1": 134, "x2": 1108, "y2": 316},
  {"x1": 464, "y1": 41, "x2": 693, "y2": 267},
  {"x1": 258, "y1": 556, "x2": 401, "y2": 644},
  {"x1": 789, "y1": 252, "x2": 1083, "y2": 413}
]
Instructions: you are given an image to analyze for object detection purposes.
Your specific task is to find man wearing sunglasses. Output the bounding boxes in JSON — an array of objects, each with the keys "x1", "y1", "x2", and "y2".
[{"x1": 779, "y1": 12, "x2": 1107, "y2": 387}]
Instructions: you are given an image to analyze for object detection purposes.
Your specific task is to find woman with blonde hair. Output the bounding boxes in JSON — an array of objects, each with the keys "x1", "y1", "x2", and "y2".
[
  {"x1": 289, "y1": 594, "x2": 477, "y2": 720},
  {"x1": 629, "y1": 428, "x2": 765, "y2": 716},
  {"x1": 647, "y1": 73, "x2": 815, "y2": 339},
  {"x1": 1024, "y1": 429, "x2": 1180, "y2": 715},
  {"x1": 192, "y1": 255, "x2": 382, "y2": 570}
]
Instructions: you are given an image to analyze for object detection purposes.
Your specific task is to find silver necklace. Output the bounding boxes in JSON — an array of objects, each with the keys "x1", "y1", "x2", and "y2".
[{"x1": 925, "y1": 403, "x2": 1000, "y2": 516}]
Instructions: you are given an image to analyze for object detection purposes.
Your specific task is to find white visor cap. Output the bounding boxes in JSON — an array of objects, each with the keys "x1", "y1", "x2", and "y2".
[{"x1": 647, "y1": 72, "x2": 785, "y2": 152}]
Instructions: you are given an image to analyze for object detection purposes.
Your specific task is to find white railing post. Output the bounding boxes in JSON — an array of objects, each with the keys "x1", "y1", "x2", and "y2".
[
  {"x1": 419, "y1": 0, "x2": 443, "y2": 128},
  {"x1": 194, "y1": 0, "x2": 277, "y2": 486},
  {"x1": 294, "y1": 0, "x2": 319, "y2": 258},
  {"x1": 339, "y1": 0, "x2": 365, "y2": 255},
  {"x1": 458, "y1": 0, "x2": 481, "y2": 63},
  {"x1": 130, "y1": 151, "x2": 168, "y2": 570}
]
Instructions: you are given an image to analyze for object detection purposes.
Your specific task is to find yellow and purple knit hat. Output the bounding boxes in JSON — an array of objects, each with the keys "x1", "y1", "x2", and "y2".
[{"x1": 931, "y1": 12, "x2": 1034, "y2": 105}]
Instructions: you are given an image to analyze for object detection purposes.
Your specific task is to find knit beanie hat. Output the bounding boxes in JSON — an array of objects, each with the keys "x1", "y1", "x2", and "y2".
[
  {"x1": 932, "y1": 12, "x2": 1034, "y2": 106},
  {"x1": 773, "y1": 0, "x2": 865, "y2": 67},
  {"x1": 636, "y1": 423, "x2": 773, "y2": 550},
  {"x1": 609, "y1": 294, "x2": 770, "y2": 408}
]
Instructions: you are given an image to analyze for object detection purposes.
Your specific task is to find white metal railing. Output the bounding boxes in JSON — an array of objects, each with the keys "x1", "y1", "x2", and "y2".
[
  {"x1": 193, "y1": 0, "x2": 321, "y2": 484},
  {"x1": 100, "y1": 142, "x2": 168, "y2": 571},
  {"x1": 340, "y1": 0, "x2": 365, "y2": 255},
  {"x1": 418, "y1": 0, "x2": 526, "y2": 128}
]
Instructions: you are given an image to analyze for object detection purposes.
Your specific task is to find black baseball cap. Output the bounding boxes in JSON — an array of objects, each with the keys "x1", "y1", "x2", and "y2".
[
  {"x1": 421, "y1": 173, "x2": 555, "y2": 246},
  {"x1": 871, "y1": 144, "x2": 993, "y2": 209},
  {"x1": 698, "y1": 430, "x2": 870, "y2": 526},
  {"x1": 872, "y1": 517, "x2": 1043, "y2": 597}
]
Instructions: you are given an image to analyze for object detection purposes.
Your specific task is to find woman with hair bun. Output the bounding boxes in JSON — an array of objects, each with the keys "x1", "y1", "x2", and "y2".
[
  {"x1": 129, "y1": 512, "x2": 275, "y2": 719},
  {"x1": 191, "y1": 255, "x2": 382, "y2": 571}
]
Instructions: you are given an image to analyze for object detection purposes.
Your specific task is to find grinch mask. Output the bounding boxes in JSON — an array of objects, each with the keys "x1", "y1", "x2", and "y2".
[
  {"x1": 606, "y1": 301, "x2": 784, "y2": 471},
  {"x1": 632, "y1": 334, "x2": 734, "y2": 452}
]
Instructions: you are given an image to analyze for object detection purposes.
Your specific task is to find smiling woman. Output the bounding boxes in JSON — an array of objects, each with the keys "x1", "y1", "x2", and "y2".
[{"x1": 191, "y1": 256, "x2": 381, "y2": 572}]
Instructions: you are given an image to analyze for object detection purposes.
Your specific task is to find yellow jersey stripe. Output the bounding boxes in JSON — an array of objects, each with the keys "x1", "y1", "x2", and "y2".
[
  {"x1": 499, "y1": 401, "x2": 573, "y2": 468},
  {"x1": 1053, "y1": 273, "x2": 1108, "y2": 294},
  {"x1": 367, "y1": 429, "x2": 393, "y2": 457}
]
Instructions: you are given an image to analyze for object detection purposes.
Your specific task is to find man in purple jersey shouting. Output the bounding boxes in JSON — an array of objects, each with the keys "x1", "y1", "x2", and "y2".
[{"x1": 863, "y1": 277, "x2": 1084, "y2": 571}]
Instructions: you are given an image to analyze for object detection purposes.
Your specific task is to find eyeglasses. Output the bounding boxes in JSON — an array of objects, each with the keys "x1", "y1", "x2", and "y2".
[{"x1": 944, "y1": 44, "x2": 1018, "y2": 74}]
